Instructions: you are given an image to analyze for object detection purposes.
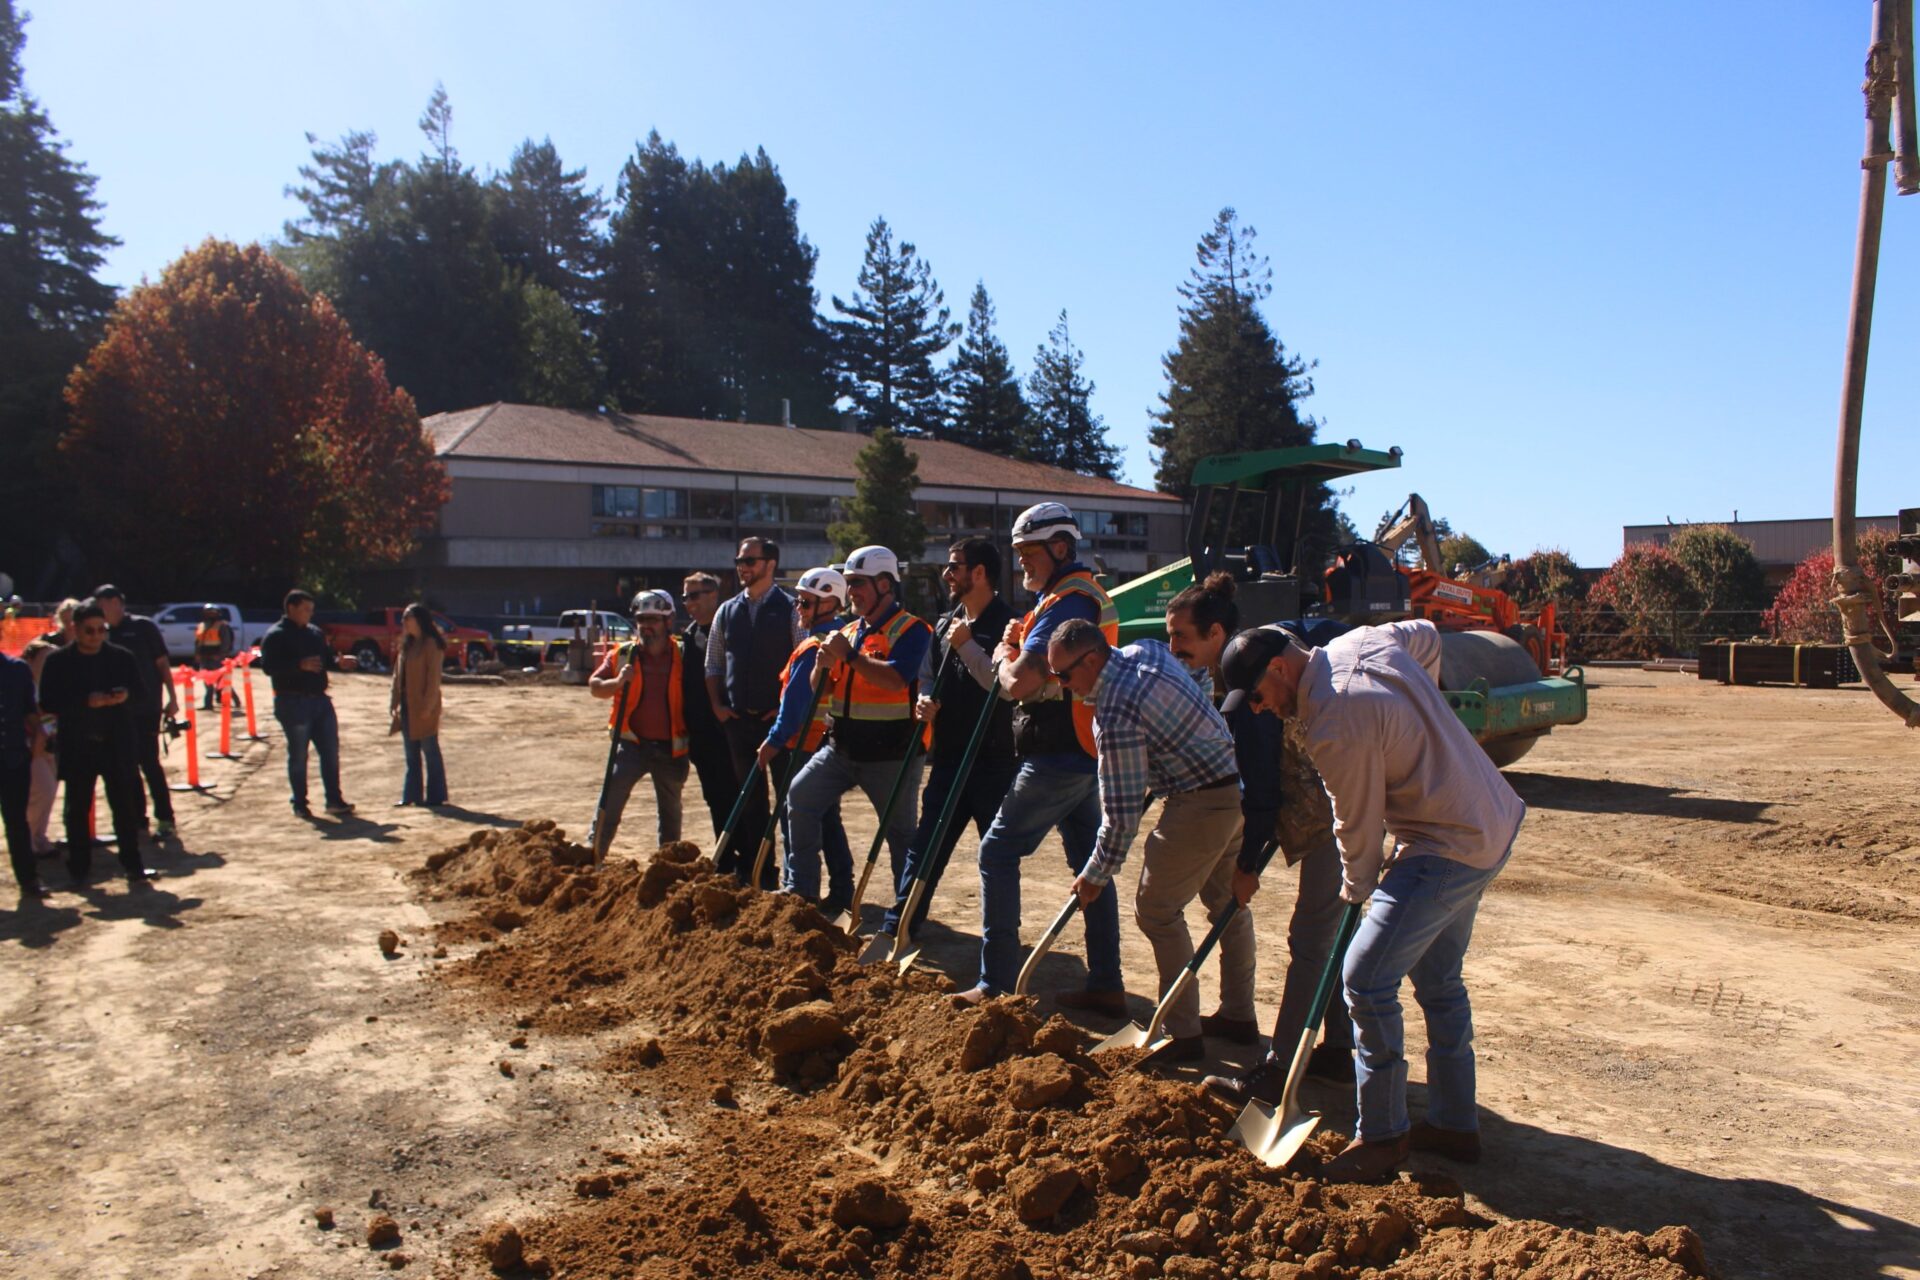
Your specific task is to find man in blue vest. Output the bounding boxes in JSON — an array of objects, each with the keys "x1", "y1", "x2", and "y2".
[{"x1": 704, "y1": 536, "x2": 799, "y2": 883}]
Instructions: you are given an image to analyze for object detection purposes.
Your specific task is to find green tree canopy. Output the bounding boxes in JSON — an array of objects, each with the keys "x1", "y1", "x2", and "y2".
[
  {"x1": 0, "y1": 0, "x2": 118, "y2": 590},
  {"x1": 489, "y1": 136, "x2": 606, "y2": 316},
  {"x1": 830, "y1": 216, "x2": 955, "y2": 436},
  {"x1": 600, "y1": 133, "x2": 832, "y2": 425},
  {"x1": 1508, "y1": 548, "x2": 1587, "y2": 611},
  {"x1": 1438, "y1": 531, "x2": 1493, "y2": 574},
  {"x1": 1149, "y1": 208, "x2": 1335, "y2": 563},
  {"x1": 943, "y1": 281, "x2": 1028, "y2": 455},
  {"x1": 829, "y1": 426, "x2": 928, "y2": 557},
  {"x1": 1666, "y1": 524, "x2": 1768, "y2": 618},
  {"x1": 1025, "y1": 310, "x2": 1121, "y2": 479}
]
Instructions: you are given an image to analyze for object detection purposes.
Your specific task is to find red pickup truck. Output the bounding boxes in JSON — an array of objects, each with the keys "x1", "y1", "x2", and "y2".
[{"x1": 317, "y1": 609, "x2": 494, "y2": 672}]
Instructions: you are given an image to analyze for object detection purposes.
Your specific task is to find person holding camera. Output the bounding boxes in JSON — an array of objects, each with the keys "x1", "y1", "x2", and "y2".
[{"x1": 36, "y1": 599, "x2": 157, "y2": 891}]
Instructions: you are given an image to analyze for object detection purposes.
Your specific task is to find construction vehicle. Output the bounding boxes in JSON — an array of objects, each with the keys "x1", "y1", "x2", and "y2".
[{"x1": 1109, "y1": 441, "x2": 1586, "y2": 767}]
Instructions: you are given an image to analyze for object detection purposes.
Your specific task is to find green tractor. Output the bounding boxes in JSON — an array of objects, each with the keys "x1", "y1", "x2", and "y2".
[{"x1": 1108, "y1": 441, "x2": 1587, "y2": 767}]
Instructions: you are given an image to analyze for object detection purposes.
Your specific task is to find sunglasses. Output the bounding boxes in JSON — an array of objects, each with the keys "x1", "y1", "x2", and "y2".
[
  {"x1": 1048, "y1": 650, "x2": 1095, "y2": 683},
  {"x1": 679, "y1": 590, "x2": 713, "y2": 602},
  {"x1": 734, "y1": 555, "x2": 764, "y2": 567},
  {"x1": 941, "y1": 562, "x2": 970, "y2": 575}
]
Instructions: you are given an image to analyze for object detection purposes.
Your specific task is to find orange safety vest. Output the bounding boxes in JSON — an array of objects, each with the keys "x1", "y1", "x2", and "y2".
[
  {"x1": 778, "y1": 635, "x2": 833, "y2": 752},
  {"x1": 607, "y1": 640, "x2": 688, "y2": 755},
  {"x1": 832, "y1": 607, "x2": 929, "y2": 721},
  {"x1": 1006, "y1": 568, "x2": 1118, "y2": 758},
  {"x1": 195, "y1": 621, "x2": 225, "y2": 651}
]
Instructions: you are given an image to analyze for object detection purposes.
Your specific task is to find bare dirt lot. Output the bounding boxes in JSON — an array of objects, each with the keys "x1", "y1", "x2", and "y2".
[{"x1": 0, "y1": 667, "x2": 1915, "y2": 1278}]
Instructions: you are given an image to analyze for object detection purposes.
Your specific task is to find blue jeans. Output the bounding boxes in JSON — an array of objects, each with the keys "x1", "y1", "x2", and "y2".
[
  {"x1": 1343, "y1": 838, "x2": 1516, "y2": 1142},
  {"x1": 787, "y1": 744, "x2": 922, "y2": 910},
  {"x1": 275, "y1": 693, "x2": 343, "y2": 808},
  {"x1": 399, "y1": 707, "x2": 447, "y2": 806},
  {"x1": 975, "y1": 760, "x2": 1120, "y2": 995},
  {"x1": 882, "y1": 755, "x2": 1018, "y2": 938},
  {"x1": 778, "y1": 748, "x2": 851, "y2": 898}
]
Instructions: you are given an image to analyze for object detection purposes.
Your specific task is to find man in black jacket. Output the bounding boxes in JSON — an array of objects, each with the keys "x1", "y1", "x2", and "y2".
[
  {"x1": 703, "y1": 538, "x2": 797, "y2": 880},
  {"x1": 678, "y1": 571, "x2": 737, "y2": 840},
  {"x1": 95, "y1": 584, "x2": 177, "y2": 840},
  {"x1": 37, "y1": 600, "x2": 157, "y2": 890},
  {"x1": 258, "y1": 589, "x2": 354, "y2": 819}
]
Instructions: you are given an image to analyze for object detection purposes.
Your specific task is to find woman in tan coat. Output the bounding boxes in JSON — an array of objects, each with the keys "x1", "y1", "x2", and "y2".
[{"x1": 389, "y1": 604, "x2": 447, "y2": 806}]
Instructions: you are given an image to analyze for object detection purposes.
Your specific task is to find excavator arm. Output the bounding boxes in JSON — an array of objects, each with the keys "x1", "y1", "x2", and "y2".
[{"x1": 1375, "y1": 493, "x2": 1444, "y2": 571}]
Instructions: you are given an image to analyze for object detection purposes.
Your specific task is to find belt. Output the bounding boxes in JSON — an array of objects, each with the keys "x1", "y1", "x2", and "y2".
[{"x1": 1192, "y1": 774, "x2": 1239, "y2": 794}]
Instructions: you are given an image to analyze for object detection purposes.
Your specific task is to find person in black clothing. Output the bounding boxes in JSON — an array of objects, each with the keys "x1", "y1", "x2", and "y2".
[
  {"x1": 703, "y1": 537, "x2": 798, "y2": 880},
  {"x1": 879, "y1": 537, "x2": 1018, "y2": 940},
  {"x1": 94, "y1": 584, "x2": 178, "y2": 840},
  {"x1": 0, "y1": 649, "x2": 50, "y2": 900},
  {"x1": 37, "y1": 600, "x2": 157, "y2": 891},
  {"x1": 678, "y1": 571, "x2": 737, "y2": 839},
  {"x1": 258, "y1": 589, "x2": 354, "y2": 819}
]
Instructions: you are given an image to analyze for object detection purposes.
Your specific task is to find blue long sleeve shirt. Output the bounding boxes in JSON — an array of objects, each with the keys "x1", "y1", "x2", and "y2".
[{"x1": 763, "y1": 618, "x2": 842, "y2": 750}]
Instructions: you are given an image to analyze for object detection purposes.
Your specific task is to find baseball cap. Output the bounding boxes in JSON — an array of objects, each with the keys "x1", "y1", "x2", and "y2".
[{"x1": 1217, "y1": 626, "x2": 1299, "y2": 715}]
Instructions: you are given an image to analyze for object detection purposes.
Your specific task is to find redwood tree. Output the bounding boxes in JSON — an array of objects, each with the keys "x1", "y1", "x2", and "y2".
[{"x1": 61, "y1": 239, "x2": 446, "y2": 597}]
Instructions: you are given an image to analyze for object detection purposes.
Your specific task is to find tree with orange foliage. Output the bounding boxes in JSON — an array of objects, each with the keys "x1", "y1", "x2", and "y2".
[
  {"x1": 60, "y1": 240, "x2": 446, "y2": 598},
  {"x1": 1762, "y1": 530, "x2": 1902, "y2": 651}
]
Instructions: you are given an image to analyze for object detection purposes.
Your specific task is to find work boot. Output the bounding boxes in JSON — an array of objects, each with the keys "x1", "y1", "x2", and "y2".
[
  {"x1": 1202, "y1": 1054, "x2": 1286, "y2": 1108},
  {"x1": 1409, "y1": 1120, "x2": 1482, "y2": 1164},
  {"x1": 1321, "y1": 1133, "x2": 1410, "y2": 1184},
  {"x1": 1199, "y1": 1012, "x2": 1261, "y2": 1045},
  {"x1": 1056, "y1": 988, "x2": 1128, "y2": 1017},
  {"x1": 1306, "y1": 1042, "x2": 1356, "y2": 1085},
  {"x1": 949, "y1": 985, "x2": 992, "y2": 1010}
]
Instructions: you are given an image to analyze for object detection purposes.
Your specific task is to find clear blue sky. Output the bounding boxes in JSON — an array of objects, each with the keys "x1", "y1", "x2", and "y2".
[{"x1": 21, "y1": 2, "x2": 1914, "y2": 566}]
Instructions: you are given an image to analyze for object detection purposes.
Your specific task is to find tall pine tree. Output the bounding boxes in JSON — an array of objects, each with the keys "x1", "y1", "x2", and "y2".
[
  {"x1": 489, "y1": 137, "x2": 606, "y2": 316},
  {"x1": 600, "y1": 134, "x2": 832, "y2": 424},
  {"x1": 942, "y1": 282, "x2": 1028, "y2": 454},
  {"x1": 1149, "y1": 208, "x2": 1335, "y2": 562},
  {"x1": 828, "y1": 426, "x2": 928, "y2": 557},
  {"x1": 0, "y1": 0, "x2": 118, "y2": 590},
  {"x1": 830, "y1": 217, "x2": 955, "y2": 436},
  {"x1": 1025, "y1": 310, "x2": 1121, "y2": 479}
]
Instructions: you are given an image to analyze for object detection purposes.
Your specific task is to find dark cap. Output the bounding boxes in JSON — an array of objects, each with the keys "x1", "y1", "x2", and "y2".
[
  {"x1": 1218, "y1": 626, "x2": 1300, "y2": 715},
  {"x1": 92, "y1": 583, "x2": 124, "y2": 600}
]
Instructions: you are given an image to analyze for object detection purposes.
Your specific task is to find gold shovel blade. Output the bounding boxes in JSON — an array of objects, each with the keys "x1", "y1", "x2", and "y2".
[
  {"x1": 855, "y1": 931, "x2": 895, "y2": 965},
  {"x1": 891, "y1": 939, "x2": 922, "y2": 975},
  {"x1": 829, "y1": 906, "x2": 855, "y2": 933},
  {"x1": 1092, "y1": 1021, "x2": 1169, "y2": 1056},
  {"x1": 1228, "y1": 1098, "x2": 1320, "y2": 1169}
]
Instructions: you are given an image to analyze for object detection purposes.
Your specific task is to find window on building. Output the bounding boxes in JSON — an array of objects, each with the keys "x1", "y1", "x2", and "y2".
[
  {"x1": 641, "y1": 488, "x2": 687, "y2": 520},
  {"x1": 593, "y1": 485, "x2": 640, "y2": 519},
  {"x1": 739, "y1": 492, "x2": 785, "y2": 526}
]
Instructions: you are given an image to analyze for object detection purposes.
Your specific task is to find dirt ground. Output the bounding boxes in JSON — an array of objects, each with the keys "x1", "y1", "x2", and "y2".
[{"x1": 0, "y1": 666, "x2": 1915, "y2": 1278}]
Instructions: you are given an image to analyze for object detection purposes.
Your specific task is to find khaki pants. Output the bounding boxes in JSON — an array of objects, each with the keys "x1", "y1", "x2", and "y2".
[{"x1": 1133, "y1": 783, "x2": 1250, "y2": 1040}]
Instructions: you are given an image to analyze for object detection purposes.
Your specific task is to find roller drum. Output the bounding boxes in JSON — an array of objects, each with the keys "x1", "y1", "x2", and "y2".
[{"x1": 1437, "y1": 629, "x2": 1547, "y2": 767}]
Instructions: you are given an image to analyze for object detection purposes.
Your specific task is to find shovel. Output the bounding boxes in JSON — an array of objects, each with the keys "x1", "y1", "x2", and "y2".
[
  {"x1": 748, "y1": 668, "x2": 832, "y2": 890},
  {"x1": 1094, "y1": 839, "x2": 1282, "y2": 1056},
  {"x1": 866, "y1": 665, "x2": 1003, "y2": 971},
  {"x1": 588, "y1": 649, "x2": 637, "y2": 864},
  {"x1": 1012, "y1": 894, "x2": 1081, "y2": 995},
  {"x1": 1228, "y1": 899, "x2": 1364, "y2": 1168},
  {"x1": 709, "y1": 756, "x2": 763, "y2": 868},
  {"x1": 835, "y1": 641, "x2": 957, "y2": 933}
]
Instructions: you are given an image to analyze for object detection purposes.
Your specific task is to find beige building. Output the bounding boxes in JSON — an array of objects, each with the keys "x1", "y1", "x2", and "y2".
[
  {"x1": 1622, "y1": 515, "x2": 1899, "y2": 587},
  {"x1": 387, "y1": 403, "x2": 1187, "y2": 614}
]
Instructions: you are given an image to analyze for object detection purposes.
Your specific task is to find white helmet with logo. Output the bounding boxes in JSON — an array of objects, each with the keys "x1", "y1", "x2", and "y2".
[
  {"x1": 1011, "y1": 501, "x2": 1080, "y2": 546},
  {"x1": 842, "y1": 545, "x2": 901, "y2": 583},
  {"x1": 796, "y1": 566, "x2": 848, "y2": 608},
  {"x1": 630, "y1": 589, "x2": 675, "y2": 618}
]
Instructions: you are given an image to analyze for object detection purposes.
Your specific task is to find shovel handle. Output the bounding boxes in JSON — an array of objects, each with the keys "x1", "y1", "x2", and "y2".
[
  {"x1": 711, "y1": 756, "x2": 764, "y2": 864},
  {"x1": 1279, "y1": 900, "x2": 1363, "y2": 1113},
  {"x1": 1014, "y1": 893, "x2": 1081, "y2": 995},
  {"x1": 847, "y1": 639, "x2": 956, "y2": 881},
  {"x1": 748, "y1": 664, "x2": 834, "y2": 884}
]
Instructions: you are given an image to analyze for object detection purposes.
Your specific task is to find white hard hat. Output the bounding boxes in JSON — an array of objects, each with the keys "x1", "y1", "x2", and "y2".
[
  {"x1": 796, "y1": 566, "x2": 848, "y2": 607},
  {"x1": 1011, "y1": 501, "x2": 1080, "y2": 546},
  {"x1": 842, "y1": 545, "x2": 901, "y2": 582},
  {"x1": 630, "y1": 589, "x2": 675, "y2": 617}
]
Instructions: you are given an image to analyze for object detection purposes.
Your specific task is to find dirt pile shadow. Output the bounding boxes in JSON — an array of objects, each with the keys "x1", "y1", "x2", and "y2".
[{"x1": 415, "y1": 821, "x2": 1712, "y2": 1280}]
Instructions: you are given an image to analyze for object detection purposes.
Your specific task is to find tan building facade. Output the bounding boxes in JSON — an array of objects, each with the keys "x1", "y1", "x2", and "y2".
[
  {"x1": 390, "y1": 403, "x2": 1187, "y2": 614},
  {"x1": 1622, "y1": 515, "x2": 1899, "y2": 587}
]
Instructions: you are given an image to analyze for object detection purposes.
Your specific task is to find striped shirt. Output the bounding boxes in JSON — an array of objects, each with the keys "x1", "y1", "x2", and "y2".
[{"x1": 1083, "y1": 640, "x2": 1239, "y2": 885}]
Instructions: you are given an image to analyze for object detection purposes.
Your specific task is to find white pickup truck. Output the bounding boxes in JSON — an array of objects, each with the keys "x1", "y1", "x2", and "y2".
[
  {"x1": 154, "y1": 602, "x2": 273, "y2": 661},
  {"x1": 497, "y1": 609, "x2": 635, "y2": 662}
]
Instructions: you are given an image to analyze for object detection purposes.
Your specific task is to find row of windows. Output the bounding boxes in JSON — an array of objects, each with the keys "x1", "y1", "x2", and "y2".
[{"x1": 588, "y1": 486, "x2": 1156, "y2": 549}]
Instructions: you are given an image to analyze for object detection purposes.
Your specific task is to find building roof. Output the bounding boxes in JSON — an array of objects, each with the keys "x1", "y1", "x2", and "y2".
[{"x1": 423, "y1": 403, "x2": 1178, "y2": 504}]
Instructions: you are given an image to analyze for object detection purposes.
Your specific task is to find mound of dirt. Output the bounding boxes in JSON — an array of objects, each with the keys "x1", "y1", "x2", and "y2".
[{"x1": 418, "y1": 823, "x2": 1710, "y2": 1279}]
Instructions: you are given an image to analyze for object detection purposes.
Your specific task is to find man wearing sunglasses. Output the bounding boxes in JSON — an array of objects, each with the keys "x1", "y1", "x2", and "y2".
[
  {"x1": 35, "y1": 599, "x2": 158, "y2": 891},
  {"x1": 1048, "y1": 618, "x2": 1243, "y2": 1063},
  {"x1": 677, "y1": 571, "x2": 737, "y2": 841},
  {"x1": 703, "y1": 537, "x2": 798, "y2": 882}
]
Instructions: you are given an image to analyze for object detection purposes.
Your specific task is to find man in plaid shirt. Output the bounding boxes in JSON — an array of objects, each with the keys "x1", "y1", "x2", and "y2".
[{"x1": 1049, "y1": 619, "x2": 1246, "y2": 1062}]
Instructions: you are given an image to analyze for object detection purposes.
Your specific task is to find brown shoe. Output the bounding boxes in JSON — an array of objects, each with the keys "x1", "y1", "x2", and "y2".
[
  {"x1": 1321, "y1": 1133, "x2": 1410, "y2": 1184},
  {"x1": 949, "y1": 985, "x2": 991, "y2": 1010},
  {"x1": 1055, "y1": 988, "x2": 1128, "y2": 1017},
  {"x1": 1410, "y1": 1120, "x2": 1482, "y2": 1163},
  {"x1": 1199, "y1": 1012, "x2": 1261, "y2": 1045},
  {"x1": 1202, "y1": 1055, "x2": 1285, "y2": 1107}
]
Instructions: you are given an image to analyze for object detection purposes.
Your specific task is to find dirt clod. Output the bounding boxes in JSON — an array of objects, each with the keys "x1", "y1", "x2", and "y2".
[
  {"x1": 377, "y1": 930, "x2": 401, "y2": 956},
  {"x1": 761, "y1": 1000, "x2": 845, "y2": 1055},
  {"x1": 366, "y1": 1213, "x2": 401, "y2": 1247},
  {"x1": 313, "y1": 1205, "x2": 335, "y2": 1230},
  {"x1": 479, "y1": 1221, "x2": 524, "y2": 1270},
  {"x1": 829, "y1": 1177, "x2": 909, "y2": 1230},
  {"x1": 1008, "y1": 1158, "x2": 1082, "y2": 1222}
]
